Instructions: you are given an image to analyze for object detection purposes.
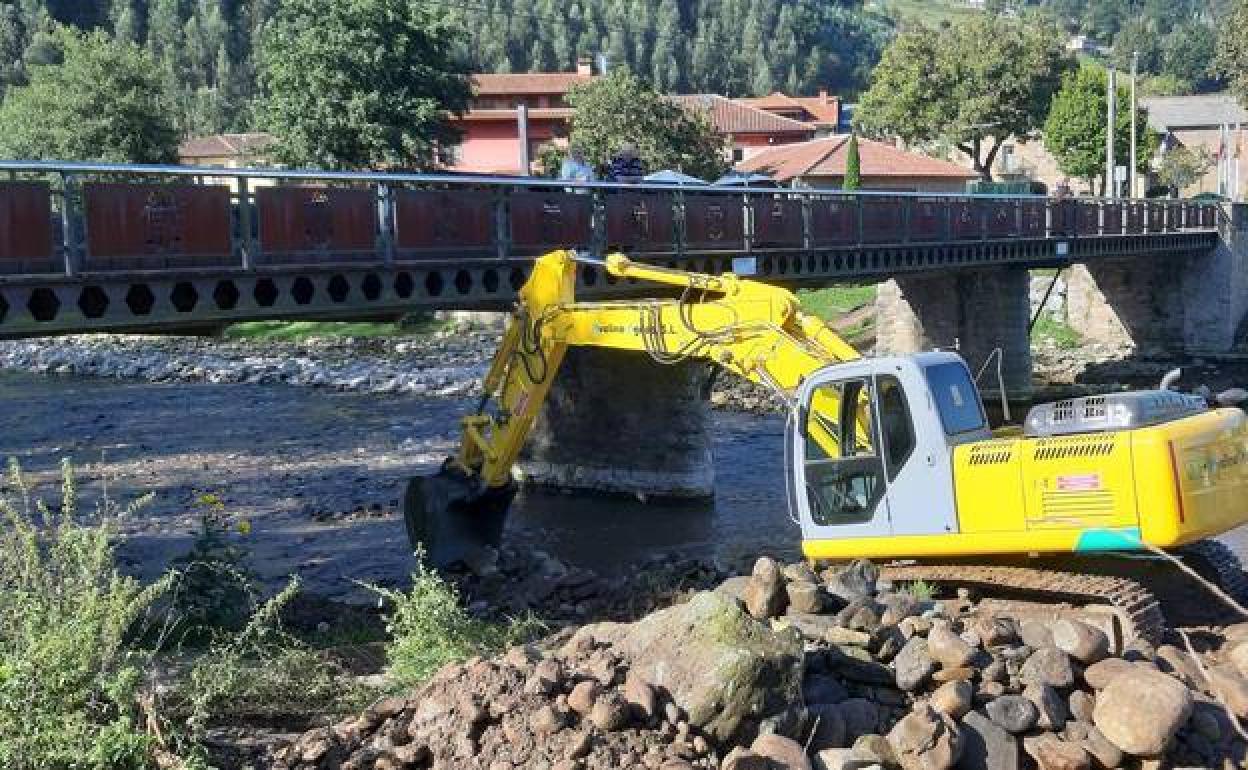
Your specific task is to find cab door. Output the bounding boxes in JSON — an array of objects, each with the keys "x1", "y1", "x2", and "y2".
[
  {"x1": 791, "y1": 358, "x2": 961, "y2": 544},
  {"x1": 792, "y1": 364, "x2": 894, "y2": 540}
]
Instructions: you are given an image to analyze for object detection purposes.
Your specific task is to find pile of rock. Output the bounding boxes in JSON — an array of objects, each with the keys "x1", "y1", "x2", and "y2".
[
  {"x1": 275, "y1": 557, "x2": 1248, "y2": 769},
  {"x1": 721, "y1": 557, "x2": 1247, "y2": 770},
  {"x1": 273, "y1": 591, "x2": 806, "y2": 769}
]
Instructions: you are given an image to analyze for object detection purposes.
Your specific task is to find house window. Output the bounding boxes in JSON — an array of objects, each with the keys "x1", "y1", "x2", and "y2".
[{"x1": 732, "y1": 146, "x2": 745, "y2": 162}]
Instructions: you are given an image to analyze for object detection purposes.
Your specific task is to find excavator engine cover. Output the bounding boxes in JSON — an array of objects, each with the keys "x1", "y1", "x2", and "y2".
[{"x1": 403, "y1": 466, "x2": 515, "y2": 568}]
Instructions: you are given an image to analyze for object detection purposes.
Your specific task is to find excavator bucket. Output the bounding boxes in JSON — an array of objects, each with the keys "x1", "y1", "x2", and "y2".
[{"x1": 402, "y1": 466, "x2": 516, "y2": 568}]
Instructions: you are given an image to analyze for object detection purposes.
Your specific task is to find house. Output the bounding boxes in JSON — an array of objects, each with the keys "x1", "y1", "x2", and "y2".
[
  {"x1": 178, "y1": 133, "x2": 276, "y2": 168},
  {"x1": 1142, "y1": 93, "x2": 1248, "y2": 198},
  {"x1": 671, "y1": 94, "x2": 816, "y2": 162},
  {"x1": 445, "y1": 60, "x2": 595, "y2": 174},
  {"x1": 736, "y1": 135, "x2": 978, "y2": 192},
  {"x1": 736, "y1": 91, "x2": 842, "y2": 136}
]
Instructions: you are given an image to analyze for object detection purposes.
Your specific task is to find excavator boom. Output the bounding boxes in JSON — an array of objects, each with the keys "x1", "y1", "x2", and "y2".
[{"x1": 406, "y1": 249, "x2": 860, "y2": 566}]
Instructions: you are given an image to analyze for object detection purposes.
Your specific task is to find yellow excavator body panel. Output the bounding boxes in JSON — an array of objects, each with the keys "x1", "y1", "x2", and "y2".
[{"x1": 802, "y1": 407, "x2": 1248, "y2": 561}]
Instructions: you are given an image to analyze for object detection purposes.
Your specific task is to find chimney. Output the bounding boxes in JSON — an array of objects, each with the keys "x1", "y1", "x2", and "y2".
[{"x1": 576, "y1": 55, "x2": 593, "y2": 76}]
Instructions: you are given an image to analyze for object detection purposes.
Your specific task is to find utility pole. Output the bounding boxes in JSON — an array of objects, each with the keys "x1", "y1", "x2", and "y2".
[
  {"x1": 1130, "y1": 52, "x2": 1138, "y2": 199},
  {"x1": 1106, "y1": 68, "x2": 1117, "y2": 198},
  {"x1": 517, "y1": 104, "x2": 530, "y2": 176}
]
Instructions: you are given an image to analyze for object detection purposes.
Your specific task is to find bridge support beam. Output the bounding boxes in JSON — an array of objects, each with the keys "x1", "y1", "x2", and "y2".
[
  {"x1": 514, "y1": 347, "x2": 714, "y2": 499},
  {"x1": 875, "y1": 267, "x2": 1034, "y2": 399},
  {"x1": 1068, "y1": 212, "x2": 1248, "y2": 354}
]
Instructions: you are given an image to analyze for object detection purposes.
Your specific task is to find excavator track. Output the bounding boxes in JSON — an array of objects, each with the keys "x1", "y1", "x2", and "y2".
[
  {"x1": 881, "y1": 563, "x2": 1167, "y2": 648},
  {"x1": 1176, "y1": 539, "x2": 1248, "y2": 613}
]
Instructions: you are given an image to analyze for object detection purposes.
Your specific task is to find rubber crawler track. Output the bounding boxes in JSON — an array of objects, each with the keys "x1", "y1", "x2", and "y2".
[
  {"x1": 1178, "y1": 539, "x2": 1248, "y2": 612},
  {"x1": 880, "y1": 563, "x2": 1167, "y2": 647}
]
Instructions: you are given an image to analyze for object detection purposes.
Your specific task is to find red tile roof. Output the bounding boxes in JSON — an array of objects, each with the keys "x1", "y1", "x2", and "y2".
[
  {"x1": 737, "y1": 136, "x2": 977, "y2": 181},
  {"x1": 471, "y1": 73, "x2": 594, "y2": 96},
  {"x1": 179, "y1": 132, "x2": 275, "y2": 159},
  {"x1": 672, "y1": 94, "x2": 816, "y2": 136},
  {"x1": 738, "y1": 92, "x2": 841, "y2": 127}
]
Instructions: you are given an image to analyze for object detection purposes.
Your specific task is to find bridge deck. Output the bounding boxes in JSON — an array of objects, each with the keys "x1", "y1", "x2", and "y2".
[{"x1": 0, "y1": 161, "x2": 1221, "y2": 338}]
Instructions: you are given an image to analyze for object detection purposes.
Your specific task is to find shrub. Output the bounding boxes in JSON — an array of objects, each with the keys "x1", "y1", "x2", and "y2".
[
  {"x1": 0, "y1": 458, "x2": 170, "y2": 770},
  {"x1": 372, "y1": 549, "x2": 545, "y2": 688}
]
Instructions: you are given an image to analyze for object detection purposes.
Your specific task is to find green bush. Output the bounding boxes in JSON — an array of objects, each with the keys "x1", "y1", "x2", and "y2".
[
  {"x1": 372, "y1": 550, "x2": 545, "y2": 688},
  {"x1": 0, "y1": 458, "x2": 169, "y2": 770}
]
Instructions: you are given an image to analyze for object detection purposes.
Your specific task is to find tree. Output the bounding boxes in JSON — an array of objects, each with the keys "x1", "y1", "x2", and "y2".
[
  {"x1": 1156, "y1": 145, "x2": 1213, "y2": 194},
  {"x1": 548, "y1": 71, "x2": 727, "y2": 181},
  {"x1": 0, "y1": 26, "x2": 178, "y2": 163},
  {"x1": 843, "y1": 133, "x2": 861, "y2": 191},
  {"x1": 1042, "y1": 65, "x2": 1158, "y2": 194},
  {"x1": 855, "y1": 17, "x2": 1074, "y2": 180},
  {"x1": 257, "y1": 0, "x2": 472, "y2": 169},
  {"x1": 1215, "y1": 0, "x2": 1248, "y2": 104}
]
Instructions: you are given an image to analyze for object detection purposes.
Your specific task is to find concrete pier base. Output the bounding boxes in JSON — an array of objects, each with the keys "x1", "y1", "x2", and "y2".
[
  {"x1": 875, "y1": 267, "x2": 1034, "y2": 397},
  {"x1": 513, "y1": 347, "x2": 714, "y2": 499}
]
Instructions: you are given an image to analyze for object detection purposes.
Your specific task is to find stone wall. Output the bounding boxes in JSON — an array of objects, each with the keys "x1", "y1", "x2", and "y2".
[
  {"x1": 875, "y1": 267, "x2": 1033, "y2": 396},
  {"x1": 514, "y1": 347, "x2": 715, "y2": 499}
]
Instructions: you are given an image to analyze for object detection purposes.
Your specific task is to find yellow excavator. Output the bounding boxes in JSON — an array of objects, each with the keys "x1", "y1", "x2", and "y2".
[{"x1": 407, "y1": 249, "x2": 1248, "y2": 642}]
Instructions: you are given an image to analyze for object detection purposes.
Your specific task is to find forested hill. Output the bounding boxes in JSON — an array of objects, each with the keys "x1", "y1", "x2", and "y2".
[
  {"x1": 0, "y1": 0, "x2": 889, "y2": 138},
  {"x1": 440, "y1": 0, "x2": 890, "y2": 98}
]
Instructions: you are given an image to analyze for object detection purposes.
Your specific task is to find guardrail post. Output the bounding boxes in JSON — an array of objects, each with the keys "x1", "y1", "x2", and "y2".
[
  {"x1": 377, "y1": 182, "x2": 395, "y2": 266},
  {"x1": 743, "y1": 192, "x2": 753, "y2": 252},
  {"x1": 592, "y1": 187, "x2": 606, "y2": 257},
  {"x1": 800, "y1": 191, "x2": 812, "y2": 251},
  {"x1": 901, "y1": 197, "x2": 912, "y2": 243},
  {"x1": 495, "y1": 187, "x2": 509, "y2": 260},
  {"x1": 237, "y1": 175, "x2": 254, "y2": 270},
  {"x1": 855, "y1": 194, "x2": 864, "y2": 245},
  {"x1": 60, "y1": 172, "x2": 80, "y2": 277}
]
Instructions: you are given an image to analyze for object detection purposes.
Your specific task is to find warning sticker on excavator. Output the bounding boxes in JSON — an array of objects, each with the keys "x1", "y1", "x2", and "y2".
[{"x1": 1056, "y1": 473, "x2": 1102, "y2": 491}]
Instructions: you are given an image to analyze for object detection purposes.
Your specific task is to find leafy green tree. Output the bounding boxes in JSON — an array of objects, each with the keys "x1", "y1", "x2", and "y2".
[
  {"x1": 856, "y1": 17, "x2": 1075, "y2": 180},
  {"x1": 843, "y1": 133, "x2": 861, "y2": 191},
  {"x1": 1161, "y1": 22, "x2": 1217, "y2": 92},
  {"x1": 257, "y1": 0, "x2": 471, "y2": 169},
  {"x1": 1215, "y1": 0, "x2": 1248, "y2": 104},
  {"x1": 0, "y1": 26, "x2": 178, "y2": 162},
  {"x1": 550, "y1": 71, "x2": 727, "y2": 181},
  {"x1": 1042, "y1": 65, "x2": 1158, "y2": 194},
  {"x1": 1156, "y1": 145, "x2": 1213, "y2": 195}
]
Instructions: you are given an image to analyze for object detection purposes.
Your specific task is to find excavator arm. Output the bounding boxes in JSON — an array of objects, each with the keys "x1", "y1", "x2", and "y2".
[{"x1": 406, "y1": 249, "x2": 862, "y2": 566}]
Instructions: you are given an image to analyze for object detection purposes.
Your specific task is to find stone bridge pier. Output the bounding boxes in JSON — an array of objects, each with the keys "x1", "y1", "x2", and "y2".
[
  {"x1": 1066, "y1": 208, "x2": 1248, "y2": 355},
  {"x1": 514, "y1": 347, "x2": 715, "y2": 500},
  {"x1": 875, "y1": 267, "x2": 1034, "y2": 400}
]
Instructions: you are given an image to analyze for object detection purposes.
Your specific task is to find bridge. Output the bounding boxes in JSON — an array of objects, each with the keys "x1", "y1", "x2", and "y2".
[{"x1": 0, "y1": 159, "x2": 1240, "y2": 499}]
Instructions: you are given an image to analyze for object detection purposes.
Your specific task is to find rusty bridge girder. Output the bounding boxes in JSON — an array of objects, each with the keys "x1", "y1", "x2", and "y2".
[{"x1": 0, "y1": 161, "x2": 1222, "y2": 339}]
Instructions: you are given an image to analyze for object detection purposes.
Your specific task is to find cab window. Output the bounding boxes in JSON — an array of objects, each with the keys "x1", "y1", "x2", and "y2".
[
  {"x1": 877, "y1": 375, "x2": 915, "y2": 480},
  {"x1": 802, "y1": 378, "x2": 885, "y2": 525},
  {"x1": 924, "y1": 362, "x2": 987, "y2": 435}
]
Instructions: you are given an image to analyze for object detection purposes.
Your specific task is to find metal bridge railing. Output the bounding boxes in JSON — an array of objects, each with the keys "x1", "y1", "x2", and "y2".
[{"x1": 0, "y1": 160, "x2": 1223, "y2": 280}]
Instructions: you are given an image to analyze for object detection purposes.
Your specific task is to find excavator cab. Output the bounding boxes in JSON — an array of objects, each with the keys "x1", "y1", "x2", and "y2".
[{"x1": 791, "y1": 352, "x2": 989, "y2": 548}]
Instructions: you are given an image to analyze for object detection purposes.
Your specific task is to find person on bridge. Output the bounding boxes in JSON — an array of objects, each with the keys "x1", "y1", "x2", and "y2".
[
  {"x1": 559, "y1": 145, "x2": 596, "y2": 185},
  {"x1": 606, "y1": 142, "x2": 646, "y2": 184}
]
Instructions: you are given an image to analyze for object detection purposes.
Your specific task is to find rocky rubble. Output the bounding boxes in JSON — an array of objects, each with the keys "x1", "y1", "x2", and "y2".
[{"x1": 276, "y1": 557, "x2": 1248, "y2": 769}]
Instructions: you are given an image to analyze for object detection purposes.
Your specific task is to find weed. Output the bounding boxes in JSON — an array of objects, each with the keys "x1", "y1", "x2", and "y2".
[
  {"x1": 899, "y1": 579, "x2": 936, "y2": 602},
  {"x1": 0, "y1": 458, "x2": 170, "y2": 770},
  {"x1": 222, "y1": 314, "x2": 446, "y2": 341},
  {"x1": 1031, "y1": 316, "x2": 1082, "y2": 350},
  {"x1": 169, "y1": 493, "x2": 256, "y2": 638},
  {"x1": 371, "y1": 548, "x2": 547, "y2": 689}
]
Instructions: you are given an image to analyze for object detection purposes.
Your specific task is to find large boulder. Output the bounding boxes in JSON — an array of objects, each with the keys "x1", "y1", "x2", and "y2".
[
  {"x1": 1050, "y1": 620, "x2": 1109, "y2": 665},
  {"x1": 898, "y1": 636, "x2": 938, "y2": 688},
  {"x1": 1019, "y1": 648, "x2": 1075, "y2": 689},
  {"x1": 752, "y1": 734, "x2": 814, "y2": 770},
  {"x1": 887, "y1": 704, "x2": 962, "y2": 770},
  {"x1": 745, "y1": 557, "x2": 789, "y2": 619},
  {"x1": 957, "y1": 710, "x2": 1019, "y2": 770},
  {"x1": 1092, "y1": 667, "x2": 1193, "y2": 757},
  {"x1": 582, "y1": 590, "x2": 804, "y2": 745}
]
